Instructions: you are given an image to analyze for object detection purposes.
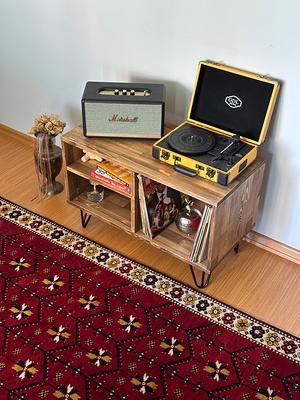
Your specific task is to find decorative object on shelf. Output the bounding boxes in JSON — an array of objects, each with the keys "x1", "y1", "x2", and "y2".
[
  {"x1": 29, "y1": 113, "x2": 66, "y2": 197},
  {"x1": 86, "y1": 180, "x2": 105, "y2": 203},
  {"x1": 175, "y1": 196, "x2": 202, "y2": 235},
  {"x1": 81, "y1": 151, "x2": 103, "y2": 163}
]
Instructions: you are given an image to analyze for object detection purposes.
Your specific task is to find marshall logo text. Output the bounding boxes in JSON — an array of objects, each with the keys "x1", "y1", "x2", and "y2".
[{"x1": 108, "y1": 114, "x2": 138, "y2": 123}]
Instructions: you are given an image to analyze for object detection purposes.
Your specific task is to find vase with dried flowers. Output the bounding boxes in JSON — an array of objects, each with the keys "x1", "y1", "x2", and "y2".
[{"x1": 29, "y1": 113, "x2": 66, "y2": 197}]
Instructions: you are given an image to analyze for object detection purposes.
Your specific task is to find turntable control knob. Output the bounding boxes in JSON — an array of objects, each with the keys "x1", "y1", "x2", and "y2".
[
  {"x1": 161, "y1": 151, "x2": 170, "y2": 160},
  {"x1": 206, "y1": 168, "x2": 216, "y2": 178}
]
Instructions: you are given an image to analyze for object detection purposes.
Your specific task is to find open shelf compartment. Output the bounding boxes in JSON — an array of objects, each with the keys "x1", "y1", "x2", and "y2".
[
  {"x1": 66, "y1": 172, "x2": 132, "y2": 232},
  {"x1": 63, "y1": 142, "x2": 133, "y2": 198},
  {"x1": 136, "y1": 174, "x2": 209, "y2": 267}
]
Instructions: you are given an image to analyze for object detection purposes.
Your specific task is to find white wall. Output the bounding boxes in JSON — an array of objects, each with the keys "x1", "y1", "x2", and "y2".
[{"x1": 0, "y1": 0, "x2": 299, "y2": 250}]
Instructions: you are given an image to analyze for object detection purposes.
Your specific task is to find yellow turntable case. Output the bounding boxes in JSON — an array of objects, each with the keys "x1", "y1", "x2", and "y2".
[{"x1": 152, "y1": 61, "x2": 280, "y2": 185}]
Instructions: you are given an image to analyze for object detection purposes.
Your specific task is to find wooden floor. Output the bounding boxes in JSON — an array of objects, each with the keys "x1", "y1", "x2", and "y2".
[{"x1": 1, "y1": 126, "x2": 299, "y2": 337}]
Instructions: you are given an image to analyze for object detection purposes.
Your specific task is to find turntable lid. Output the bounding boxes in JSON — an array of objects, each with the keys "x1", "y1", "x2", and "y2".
[{"x1": 188, "y1": 62, "x2": 280, "y2": 146}]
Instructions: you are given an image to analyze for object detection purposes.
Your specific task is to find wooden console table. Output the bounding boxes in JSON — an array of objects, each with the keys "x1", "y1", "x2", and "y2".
[{"x1": 62, "y1": 126, "x2": 265, "y2": 288}]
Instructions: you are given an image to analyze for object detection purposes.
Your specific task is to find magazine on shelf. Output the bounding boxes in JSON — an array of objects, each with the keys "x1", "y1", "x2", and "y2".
[
  {"x1": 96, "y1": 160, "x2": 132, "y2": 186},
  {"x1": 94, "y1": 168, "x2": 129, "y2": 186},
  {"x1": 90, "y1": 170, "x2": 130, "y2": 193},
  {"x1": 190, "y1": 205, "x2": 213, "y2": 264},
  {"x1": 137, "y1": 174, "x2": 181, "y2": 239}
]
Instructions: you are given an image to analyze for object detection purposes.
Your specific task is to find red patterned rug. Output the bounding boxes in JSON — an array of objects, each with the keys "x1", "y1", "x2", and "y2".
[{"x1": 0, "y1": 197, "x2": 299, "y2": 400}]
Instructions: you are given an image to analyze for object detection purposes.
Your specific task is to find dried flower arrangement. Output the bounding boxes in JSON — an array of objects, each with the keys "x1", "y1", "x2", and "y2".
[{"x1": 29, "y1": 113, "x2": 66, "y2": 137}]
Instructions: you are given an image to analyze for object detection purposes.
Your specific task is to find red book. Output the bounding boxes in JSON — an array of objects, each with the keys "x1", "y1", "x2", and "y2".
[{"x1": 91, "y1": 171, "x2": 131, "y2": 194}]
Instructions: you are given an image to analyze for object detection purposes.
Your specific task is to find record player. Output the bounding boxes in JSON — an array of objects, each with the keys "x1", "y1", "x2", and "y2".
[{"x1": 152, "y1": 61, "x2": 280, "y2": 185}]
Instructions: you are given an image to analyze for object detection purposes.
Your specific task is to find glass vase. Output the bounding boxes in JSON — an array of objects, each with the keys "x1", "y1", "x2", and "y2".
[{"x1": 34, "y1": 133, "x2": 63, "y2": 196}]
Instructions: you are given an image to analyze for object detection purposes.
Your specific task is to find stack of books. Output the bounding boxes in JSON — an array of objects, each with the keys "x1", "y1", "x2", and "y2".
[
  {"x1": 90, "y1": 160, "x2": 132, "y2": 194},
  {"x1": 190, "y1": 205, "x2": 212, "y2": 264}
]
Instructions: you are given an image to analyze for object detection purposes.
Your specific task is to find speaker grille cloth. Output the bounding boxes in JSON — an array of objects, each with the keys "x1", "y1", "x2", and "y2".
[{"x1": 85, "y1": 103, "x2": 162, "y2": 135}]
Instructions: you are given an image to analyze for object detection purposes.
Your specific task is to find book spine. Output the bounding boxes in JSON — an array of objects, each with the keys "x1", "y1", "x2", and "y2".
[{"x1": 91, "y1": 171, "x2": 130, "y2": 193}]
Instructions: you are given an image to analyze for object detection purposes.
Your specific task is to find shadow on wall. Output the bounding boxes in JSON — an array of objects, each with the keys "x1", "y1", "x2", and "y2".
[
  {"x1": 64, "y1": 103, "x2": 82, "y2": 128},
  {"x1": 130, "y1": 73, "x2": 191, "y2": 126},
  {"x1": 257, "y1": 81, "x2": 294, "y2": 238},
  {"x1": 56, "y1": 103, "x2": 82, "y2": 146}
]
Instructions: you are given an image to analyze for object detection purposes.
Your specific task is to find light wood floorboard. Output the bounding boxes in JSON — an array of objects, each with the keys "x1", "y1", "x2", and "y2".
[{"x1": 0, "y1": 128, "x2": 299, "y2": 337}]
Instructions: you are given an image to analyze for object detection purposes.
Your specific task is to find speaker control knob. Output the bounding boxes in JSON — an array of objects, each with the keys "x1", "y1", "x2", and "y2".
[
  {"x1": 206, "y1": 168, "x2": 216, "y2": 178},
  {"x1": 161, "y1": 151, "x2": 170, "y2": 160}
]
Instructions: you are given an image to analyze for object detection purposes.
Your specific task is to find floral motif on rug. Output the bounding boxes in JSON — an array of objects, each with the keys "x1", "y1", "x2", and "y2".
[{"x1": 0, "y1": 197, "x2": 299, "y2": 399}]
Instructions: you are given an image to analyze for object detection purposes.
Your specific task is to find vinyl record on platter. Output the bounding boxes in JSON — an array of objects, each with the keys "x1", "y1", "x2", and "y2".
[{"x1": 168, "y1": 125, "x2": 216, "y2": 155}]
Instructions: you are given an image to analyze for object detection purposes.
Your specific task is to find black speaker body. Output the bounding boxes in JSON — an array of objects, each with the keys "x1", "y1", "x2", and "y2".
[{"x1": 82, "y1": 82, "x2": 165, "y2": 138}]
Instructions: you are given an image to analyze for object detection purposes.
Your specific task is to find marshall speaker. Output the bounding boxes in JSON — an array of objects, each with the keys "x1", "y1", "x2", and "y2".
[{"x1": 82, "y1": 82, "x2": 165, "y2": 138}]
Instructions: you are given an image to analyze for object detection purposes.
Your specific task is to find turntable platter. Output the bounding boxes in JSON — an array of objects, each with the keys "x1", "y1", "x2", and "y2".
[{"x1": 168, "y1": 125, "x2": 216, "y2": 155}]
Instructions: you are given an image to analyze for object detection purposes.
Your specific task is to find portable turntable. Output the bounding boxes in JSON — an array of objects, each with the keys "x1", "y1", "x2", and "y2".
[{"x1": 152, "y1": 61, "x2": 280, "y2": 185}]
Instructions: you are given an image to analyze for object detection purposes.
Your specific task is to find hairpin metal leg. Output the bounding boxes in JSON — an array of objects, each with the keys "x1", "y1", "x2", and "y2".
[
  {"x1": 80, "y1": 210, "x2": 92, "y2": 228},
  {"x1": 234, "y1": 242, "x2": 240, "y2": 254},
  {"x1": 189, "y1": 264, "x2": 211, "y2": 289}
]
